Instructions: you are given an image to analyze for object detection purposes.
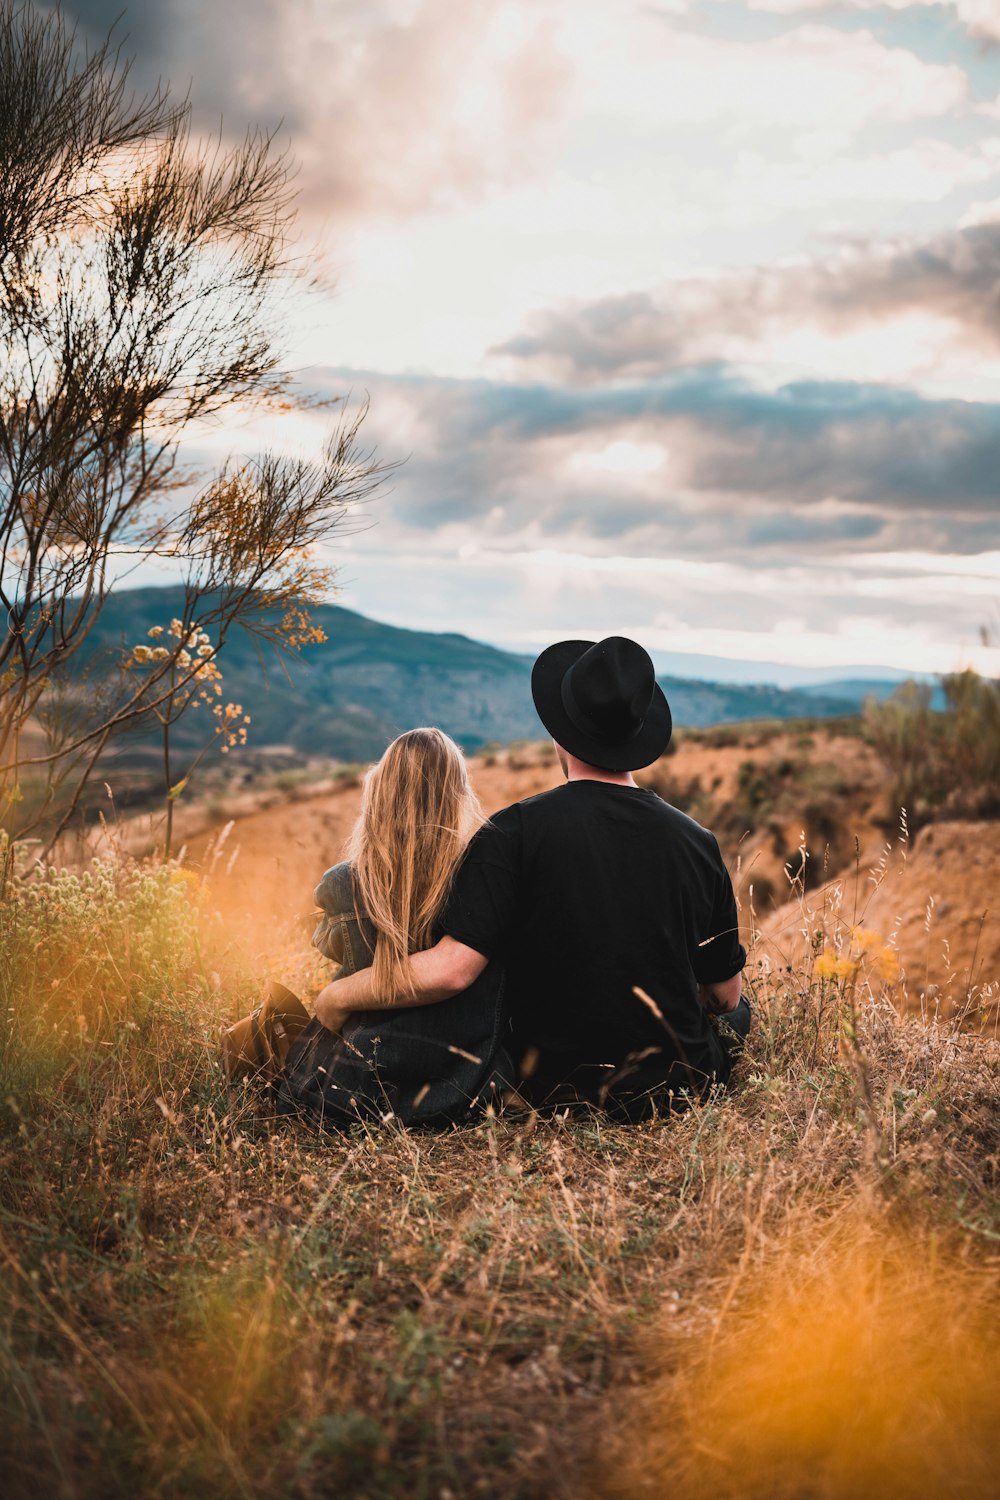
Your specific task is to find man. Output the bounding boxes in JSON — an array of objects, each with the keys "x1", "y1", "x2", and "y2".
[{"x1": 317, "y1": 635, "x2": 750, "y2": 1118}]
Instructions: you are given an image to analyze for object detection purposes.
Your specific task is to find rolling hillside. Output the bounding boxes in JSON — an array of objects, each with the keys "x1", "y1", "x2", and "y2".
[{"x1": 73, "y1": 585, "x2": 859, "y2": 765}]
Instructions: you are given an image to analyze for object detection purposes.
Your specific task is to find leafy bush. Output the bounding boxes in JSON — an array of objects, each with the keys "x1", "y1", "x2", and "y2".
[{"x1": 865, "y1": 670, "x2": 1000, "y2": 826}]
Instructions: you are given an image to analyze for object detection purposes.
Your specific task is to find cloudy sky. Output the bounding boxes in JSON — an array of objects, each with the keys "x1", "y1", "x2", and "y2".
[{"x1": 66, "y1": 0, "x2": 1000, "y2": 680}]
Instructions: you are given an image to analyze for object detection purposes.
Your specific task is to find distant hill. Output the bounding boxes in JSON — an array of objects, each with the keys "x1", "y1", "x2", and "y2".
[
  {"x1": 799, "y1": 678, "x2": 947, "y2": 710},
  {"x1": 72, "y1": 585, "x2": 859, "y2": 763},
  {"x1": 72, "y1": 587, "x2": 539, "y2": 761},
  {"x1": 646, "y1": 651, "x2": 933, "y2": 691}
]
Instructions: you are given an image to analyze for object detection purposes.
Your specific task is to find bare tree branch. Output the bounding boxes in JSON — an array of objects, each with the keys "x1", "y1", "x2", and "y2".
[{"x1": 0, "y1": 3, "x2": 390, "y2": 843}]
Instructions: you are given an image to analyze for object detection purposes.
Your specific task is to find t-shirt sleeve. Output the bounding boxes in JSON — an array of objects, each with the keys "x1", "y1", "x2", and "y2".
[
  {"x1": 691, "y1": 836, "x2": 747, "y2": 985},
  {"x1": 440, "y1": 809, "x2": 521, "y2": 960}
]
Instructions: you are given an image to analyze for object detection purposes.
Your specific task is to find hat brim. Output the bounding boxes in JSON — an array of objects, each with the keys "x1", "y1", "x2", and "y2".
[{"x1": 530, "y1": 639, "x2": 672, "y2": 772}]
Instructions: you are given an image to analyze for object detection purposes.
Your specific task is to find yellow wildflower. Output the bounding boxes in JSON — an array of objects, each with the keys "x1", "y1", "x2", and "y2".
[
  {"x1": 815, "y1": 951, "x2": 858, "y2": 982},
  {"x1": 878, "y1": 947, "x2": 901, "y2": 983}
]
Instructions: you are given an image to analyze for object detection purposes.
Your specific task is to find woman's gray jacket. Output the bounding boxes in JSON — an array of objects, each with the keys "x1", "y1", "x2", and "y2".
[{"x1": 279, "y1": 861, "x2": 510, "y2": 1128}]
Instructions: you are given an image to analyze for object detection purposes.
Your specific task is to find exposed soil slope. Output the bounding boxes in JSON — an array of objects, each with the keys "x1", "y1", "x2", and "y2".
[{"x1": 757, "y1": 820, "x2": 1000, "y2": 1010}]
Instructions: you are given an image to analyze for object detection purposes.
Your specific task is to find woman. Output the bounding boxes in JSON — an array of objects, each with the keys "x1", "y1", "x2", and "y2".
[{"x1": 230, "y1": 728, "x2": 510, "y2": 1128}]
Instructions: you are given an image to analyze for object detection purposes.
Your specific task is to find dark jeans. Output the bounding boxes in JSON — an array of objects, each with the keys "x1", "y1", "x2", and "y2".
[
  {"x1": 608, "y1": 999, "x2": 752, "y2": 1121},
  {"x1": 715, "y1": 996, "x2": 752, "y2": 1061},
  {"x1": 276, "y1": 962, "x2": 511, "y2": 1130},
  {"x1": 514, "y1": 998, "x2": 754, "y2": 1124}
]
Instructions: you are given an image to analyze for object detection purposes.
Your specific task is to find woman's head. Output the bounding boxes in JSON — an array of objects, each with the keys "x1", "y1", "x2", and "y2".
[{"x1": 348, "y1": 728, "x2": 484, "y2": 1001}]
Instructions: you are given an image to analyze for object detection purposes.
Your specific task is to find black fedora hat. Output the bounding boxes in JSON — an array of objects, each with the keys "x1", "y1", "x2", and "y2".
[{"x1": 531, "y1": 636, "x2": 672, "y2": 772}]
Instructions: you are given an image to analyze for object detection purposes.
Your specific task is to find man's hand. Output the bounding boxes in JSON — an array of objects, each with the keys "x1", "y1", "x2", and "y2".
[
  {"x1": 700, "y1": 970, "x2": 743, "y2": 1016},
  {"x1": 314, "y1": 936, "x2": 489, "y2": 1032}
]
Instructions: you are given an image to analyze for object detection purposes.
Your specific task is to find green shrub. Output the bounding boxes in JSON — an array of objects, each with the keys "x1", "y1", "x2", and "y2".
[{"x1": 864, "y1": 670, "x2": 1000, "y2": 826}]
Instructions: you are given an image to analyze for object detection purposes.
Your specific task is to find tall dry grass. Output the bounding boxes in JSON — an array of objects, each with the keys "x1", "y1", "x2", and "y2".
[
  {"x1": 601, "y1": 1197, "x2": 1000, "y2": 1500},
  {"x1": 0, "y1": 839, "x2": 997, "y2": 1498}
]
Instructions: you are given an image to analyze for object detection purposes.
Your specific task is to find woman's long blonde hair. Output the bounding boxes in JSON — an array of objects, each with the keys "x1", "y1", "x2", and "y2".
[{"x1": 348, "y1": 728, "x2": 484, "y2": 1002}]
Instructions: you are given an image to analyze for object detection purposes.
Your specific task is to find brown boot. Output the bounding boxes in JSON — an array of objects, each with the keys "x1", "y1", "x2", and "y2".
[{"x1": 221, "y1": 981, "x2": 311, "y2": 1083}]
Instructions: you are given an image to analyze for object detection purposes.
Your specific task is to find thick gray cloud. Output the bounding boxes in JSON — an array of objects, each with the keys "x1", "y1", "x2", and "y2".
[
  {"x1": 59, "y1": 0, "x2": 167, "y2": 59},
  {"x1": 306, "y1": 365, "x2": 1000, "y2": 562},
  {"x1": 493, "y1": 221, "x2": 1000, "y2": 383}
]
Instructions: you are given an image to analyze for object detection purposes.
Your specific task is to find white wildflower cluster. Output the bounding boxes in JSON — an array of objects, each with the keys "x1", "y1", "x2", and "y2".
[
  {"x1": 164, "y1": 620, "x2": 213, "y2": 653},
  {"x1": 5, "y1": 859, "x2": 205, "y2": 973},
  {"x1": 126, "y1": 623, "x2": 221, "y2": 693},
  {"x1": 123, "y1": 621, "x2": 249, "y2": 760},
  {"x1": 193, "y1": 659, "x2": 223, "y2": 693}
]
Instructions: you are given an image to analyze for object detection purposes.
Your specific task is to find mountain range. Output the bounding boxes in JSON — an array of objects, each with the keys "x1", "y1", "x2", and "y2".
[{"x1": 62, "y1": 585, "x2": 895, "y2": 767}]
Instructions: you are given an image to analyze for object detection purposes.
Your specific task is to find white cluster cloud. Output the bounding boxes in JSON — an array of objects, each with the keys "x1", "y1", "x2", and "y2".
[
  {"x1": 745, "y1": 0, "x2": 1000, "y2": 45},
  {"x1": 329, "y1": 527, "x2": 1000, "y2": 676},
  {"x1": 66, "y1": 0, "x2": 575, "y2": 223},
  {"x1": 558, "y1": 18, "x2": 968, "y2": 130}
]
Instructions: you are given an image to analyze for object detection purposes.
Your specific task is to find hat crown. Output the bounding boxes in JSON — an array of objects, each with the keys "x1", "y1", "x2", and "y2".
[{"x1": 561, "y1": 636, "x2": 655, "y2": 745}]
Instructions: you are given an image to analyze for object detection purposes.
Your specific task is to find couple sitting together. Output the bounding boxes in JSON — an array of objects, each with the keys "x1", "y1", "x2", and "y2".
[{"x1": 225, "y1": 635, "x2": 751, "y2": 1125}]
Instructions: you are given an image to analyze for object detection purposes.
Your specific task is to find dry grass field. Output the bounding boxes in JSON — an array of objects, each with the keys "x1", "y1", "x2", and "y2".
[{"x1": 2, "y1": 723, "x2": 998, "y2": 1498}]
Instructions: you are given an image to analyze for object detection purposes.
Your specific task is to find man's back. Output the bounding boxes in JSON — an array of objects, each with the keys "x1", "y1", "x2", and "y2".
[{"x1": 443, "y1": 780, "x2": 746, "y2": 1102}]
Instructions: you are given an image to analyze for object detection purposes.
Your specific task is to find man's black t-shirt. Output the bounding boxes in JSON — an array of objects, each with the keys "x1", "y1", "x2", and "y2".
[{"x1": 441, "y1": 781, "x2": 746, "y2": 1102}]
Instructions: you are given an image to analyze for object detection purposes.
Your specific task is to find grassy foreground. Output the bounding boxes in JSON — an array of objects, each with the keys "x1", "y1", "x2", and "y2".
[{"x1": 1, "y1": 855, "x2": 998, "y2": 1499}]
